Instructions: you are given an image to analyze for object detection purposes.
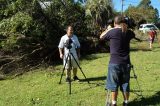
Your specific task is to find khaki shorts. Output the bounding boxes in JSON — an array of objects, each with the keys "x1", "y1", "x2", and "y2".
[{"x1": 63, "y1": 54, "x2": 79, "y2": 69}]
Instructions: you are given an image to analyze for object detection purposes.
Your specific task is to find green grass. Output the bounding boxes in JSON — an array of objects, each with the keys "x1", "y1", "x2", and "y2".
[{"x1": 0, "y1": 41, "x2": 160, "y2": 106}]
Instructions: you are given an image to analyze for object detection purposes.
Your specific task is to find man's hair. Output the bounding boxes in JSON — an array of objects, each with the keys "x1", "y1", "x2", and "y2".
[
  {"x1": 107, "y1": 19, "x2": 114, "y2": 25},
  {"x1": 66, "y1": 25, "x2": 73, "y2": 31},
  {"x1": 114, "y1": 15, "x2": 126, "y2": 25}
]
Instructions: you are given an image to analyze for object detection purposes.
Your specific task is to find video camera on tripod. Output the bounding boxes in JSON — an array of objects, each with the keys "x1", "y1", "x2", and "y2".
[{"x1": 64, "y1": 38, "x2": 73, "y2": 49}]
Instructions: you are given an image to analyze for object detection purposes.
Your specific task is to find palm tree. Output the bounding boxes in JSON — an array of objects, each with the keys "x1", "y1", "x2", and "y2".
[{"x1": 85, "y1": 0, "x2": 113, "y2": 31}]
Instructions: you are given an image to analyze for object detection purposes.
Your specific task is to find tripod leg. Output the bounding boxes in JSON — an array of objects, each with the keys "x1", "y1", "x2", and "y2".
[
  {"x1": 131, "y1": 67, "x2": 143, "y2": 98},
  {"x1": 69, "y1": 53, "x2": 72, "y2": 95},
  {"x1": 105, "y1": 90, "x2": 111, "y2": 106},
  {"x1": 70, "y1": 53, "x2": 90, "y2": 84},
  {"x1": 59, "y1": 54, "x2": 69, "y2": 84},
  {"x1": 69, "y1": 81, "x2": 71, "y2": 94}
]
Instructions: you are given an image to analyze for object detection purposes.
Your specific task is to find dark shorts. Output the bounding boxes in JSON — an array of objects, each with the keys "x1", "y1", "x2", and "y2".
[{"x1": 106, "y1": 64, "x2": 130, "y2": 92}]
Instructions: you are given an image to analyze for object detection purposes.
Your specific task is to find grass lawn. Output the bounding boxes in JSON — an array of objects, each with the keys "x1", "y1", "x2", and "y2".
[{"x1": 0, "y1": 41, "x2": 160, "y2": 106}]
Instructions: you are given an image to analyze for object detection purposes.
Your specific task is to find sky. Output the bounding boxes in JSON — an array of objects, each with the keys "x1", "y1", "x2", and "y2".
[{"x1": 113, "y1": 0, "x2": 160, "y2": 17}]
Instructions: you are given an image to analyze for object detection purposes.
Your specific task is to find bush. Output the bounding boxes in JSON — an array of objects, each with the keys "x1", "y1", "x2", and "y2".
[{"x1": 0, "y1": 12, "x2": 32, "y2": 50}]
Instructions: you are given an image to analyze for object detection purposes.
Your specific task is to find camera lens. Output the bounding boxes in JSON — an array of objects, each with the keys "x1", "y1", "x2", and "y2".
[{"x1": 65, "y1": 38, "x2": 72, "y2": 49}]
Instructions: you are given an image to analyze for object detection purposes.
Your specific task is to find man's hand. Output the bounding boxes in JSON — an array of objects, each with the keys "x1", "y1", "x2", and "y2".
[
  {"x1": 59, "y1": 48, "x2": 64, "y2": 59},
  {"x1": 60, "y1": 53, "x2": 64, "y2": 59},
  {"x1": 134, "y1": 37, "x2": 142, "y2": 42},
  {"x1": 100, "y1": 29, "x2": 108, "y2": 39}
]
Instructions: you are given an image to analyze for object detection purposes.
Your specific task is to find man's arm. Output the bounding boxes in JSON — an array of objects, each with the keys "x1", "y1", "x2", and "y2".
[
  {"x1": 134, "y1": 37, "x2": 142, "y2": 42},
  {"x1": 58, "y1": 36, "x2": 64, "y2": 59},
  {"x1": 129, "y1": 30, "x2": 142, "y2": 42},
  {"x1": 59, "y1": 48, "x2": 64, "y2": 59},
  {"x1": 100, "y1": 29, "x2": 108, "y2": 39}
]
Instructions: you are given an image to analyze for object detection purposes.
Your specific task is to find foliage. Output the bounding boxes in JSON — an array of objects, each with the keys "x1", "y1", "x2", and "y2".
[
  {"x1": 0, "y1": 0, "x2": 89, "y2": 50},
  {"x1": 49, "y1": 0, "x2": 88, "y2": 36},
  {"x1": 0, "y1": 12, "x2": 32, "y2": 35},
  {"x1": 0, "y1": 12, "x2": 32, "y2": 50},
  {"x1": 85, "y1": 0, "x2": 113, "y2": 34},
  {"x1": 124, "y1": 0, "x2": 159, "y2": 25},
  {"x1": 0, "y1": 0, "x2": 110, "y2": 74}
]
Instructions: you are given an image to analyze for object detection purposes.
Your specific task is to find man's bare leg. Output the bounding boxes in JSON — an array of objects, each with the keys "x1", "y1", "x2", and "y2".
[
  {"x1": 66, "y1": 69, "x2": 71, "y2": 82},
  {"x1": 73, "y1": 68, "x2": 79, "y2": 80},
  {"x1": 122, "y1": 92, "x2": 129, "y2": 105},
  {"x1": 111, "y1": 91, "x2": 118, "y2": 105},
  {"x1": 73, "y1": 68, "x2": 77, "y2": 77}
]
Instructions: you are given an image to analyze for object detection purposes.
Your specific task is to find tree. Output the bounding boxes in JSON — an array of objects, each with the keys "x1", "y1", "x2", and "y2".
[
  {"x1": 85, "y1": 0, "x2": 113, "y2": 34},
  {"x1": 154, "y1": 8, "x2": 159, "y2": 23},
  {"x1": 0, "y1": 0, "x2": 88, "y2": 74},
  {"x1": 0, "y1": 0, "x2": 113, "y2": 75},
  {"x1": 124, "y1": 0, "x2": 159, "y2": 25},
  {"x1": 138, "y1": 0, "x2": 151, "y2": 9}
]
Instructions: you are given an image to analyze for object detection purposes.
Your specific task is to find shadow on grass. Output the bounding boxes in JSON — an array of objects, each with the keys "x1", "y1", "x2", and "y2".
[
  {"x1": 129, "y1": 91, "x2": 160, "y2": 106},
  {"x1": 130, "y1": 89, "x2": 144, "y2": 98},
  {"x1": 130, "y1": 48, "x2": 152, "y2": 52},
  {"x1": 80, "y1": 76, "x2": 106, "y2": 82},
  {"x1": 72, "y1": 76, "x2": 106, "y2": 94}
]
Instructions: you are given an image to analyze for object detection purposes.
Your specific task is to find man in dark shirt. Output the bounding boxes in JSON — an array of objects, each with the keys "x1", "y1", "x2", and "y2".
[{"x1": 100, "y1": 16, "x2": 139, "y2": 106}]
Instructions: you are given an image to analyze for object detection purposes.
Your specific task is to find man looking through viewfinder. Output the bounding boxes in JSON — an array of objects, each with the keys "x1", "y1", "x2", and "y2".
[{"x1": 100, "y1": 16, "x2": 141, "y2": 106}]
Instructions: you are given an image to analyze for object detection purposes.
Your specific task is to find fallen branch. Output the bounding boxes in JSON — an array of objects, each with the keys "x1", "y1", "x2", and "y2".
[{"x1": 0, "y1": 46, "x2": 44, "y2": 74}]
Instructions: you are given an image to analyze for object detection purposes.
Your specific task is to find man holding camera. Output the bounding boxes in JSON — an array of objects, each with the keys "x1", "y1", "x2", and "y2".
[
  {"x1": 100, "y1": 16, "x2": 139, "y2": 106},
  {"x1": 58, "y1": 25, "x2": 80, "y2": 82}
]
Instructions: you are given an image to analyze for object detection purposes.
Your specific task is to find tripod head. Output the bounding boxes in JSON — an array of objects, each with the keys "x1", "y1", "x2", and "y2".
[
  {"x1": 127, "y1": 64, "x2": 134, "y2": 69},
  {"x1": 65, "y1": 38, "x2": 73, "y2": 49},
  {"x1": 130, "y1": 64, "x2": 134, "y2": 69}
]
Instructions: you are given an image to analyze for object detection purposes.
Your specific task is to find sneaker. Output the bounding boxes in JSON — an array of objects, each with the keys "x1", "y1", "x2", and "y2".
[
  {"x1": 123, "y1": 102, "x2": 128, "y2": 106},
  {"x1": 73, "y1": 76, "x2": 79, "y2": 81},
  {"x1": 66, "y1": 77, "x2": 71, "y2": 82}
]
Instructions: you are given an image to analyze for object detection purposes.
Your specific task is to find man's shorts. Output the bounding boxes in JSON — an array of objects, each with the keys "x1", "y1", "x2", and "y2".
[
  {"x1": 63, "y1": 53, "x2": 79, "y2": 69},
  {"x1": 106, "y1": 64, "x2": 130, "y2": 92}
]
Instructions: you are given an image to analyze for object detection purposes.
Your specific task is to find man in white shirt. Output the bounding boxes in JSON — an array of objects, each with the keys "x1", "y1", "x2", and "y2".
[{"x1": 58, "y1": 25, "x2": 80, "y2": 82}]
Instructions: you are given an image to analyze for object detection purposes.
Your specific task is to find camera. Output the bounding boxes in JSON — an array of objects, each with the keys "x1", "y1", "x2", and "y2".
[
  {"x1": 124, "y1": 16, "x2": 136, "y2": 29},
  {"x1": 65, "y1": 38, "x2": 73, "y2": 49},
  {"x1": 107, "y1": 19, "x2": 114, "y2": 28}
]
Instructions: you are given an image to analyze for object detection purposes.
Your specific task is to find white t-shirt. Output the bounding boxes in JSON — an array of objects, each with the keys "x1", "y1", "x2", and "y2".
[{"x1": 58, "y1": 34, "x2": 80, "y2": 56}]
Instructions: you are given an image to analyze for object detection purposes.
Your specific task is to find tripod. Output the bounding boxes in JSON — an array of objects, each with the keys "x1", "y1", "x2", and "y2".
[
  {"x1": 105, "y1": 64, "x2": 143, "y2": 106},
  {"x1": 59, "y1": 49, "x2": 89, "y2": 94},
  {"x1": 130, "y1": 65, "x2": 143, "y2": 98}
]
